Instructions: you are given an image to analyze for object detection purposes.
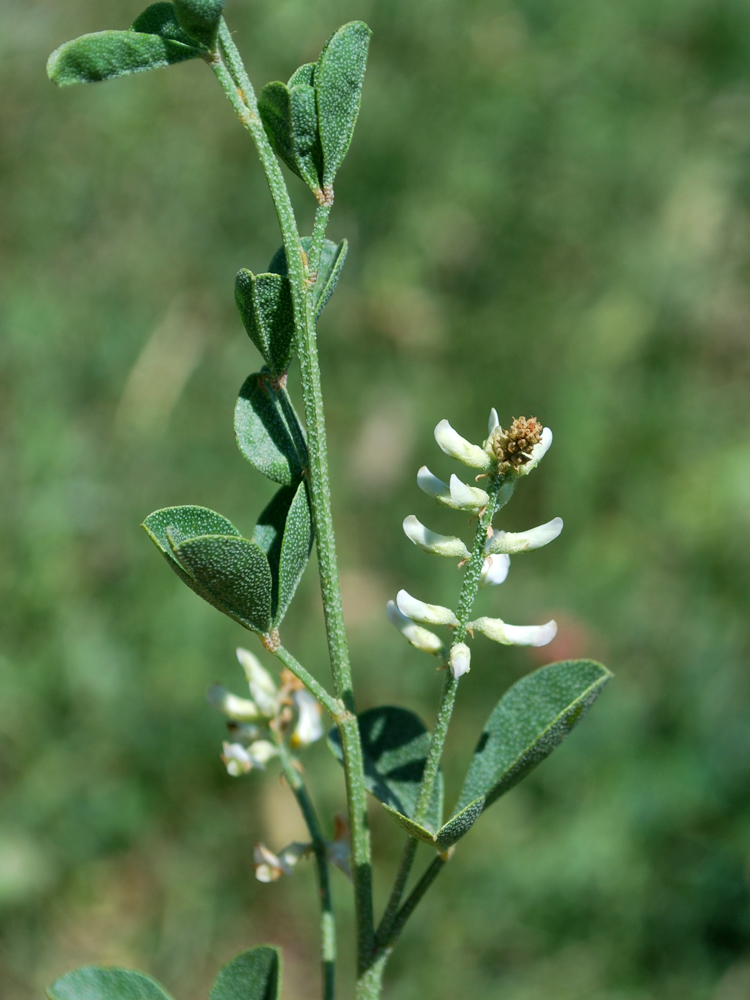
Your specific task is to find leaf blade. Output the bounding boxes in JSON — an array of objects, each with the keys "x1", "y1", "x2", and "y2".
[
  {"x1": 47, "y1": 966, "x2": 174, "y2": 1000},
  {"x1": 47, "y1": 30, "x2": 201, "y2": 86},
  {"x1": 234, "y1": 373, "x2": 306, "y2": 485},
  {"x1": 235, "y1": 271, "x2": 296, "y2": 376},
  {"x1": 208, "y1": 946, "x2": 281, "y2": 1000}
]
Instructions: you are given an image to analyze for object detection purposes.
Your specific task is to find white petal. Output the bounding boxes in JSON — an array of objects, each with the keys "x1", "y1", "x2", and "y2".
[
  {"x1": 246, "y1": 739, "x2": 278, "y2": 768},
  {"x1": 291, "y1": 690, "x2": 324, "y2": 747},
  {"x1": 277, "y1": 841, "x2": 310, "y2": 872},
  {"x1": 517, "y1": 426, "x2": 553, "y2": 475},
  {"x1": 236, "y1": 647, "x2": 279, "y2": 716},
  {"x1": 434, "y1": 419, "x2": 493, "y2": 471},
  {"x1": 488, "y1": 408, "x2": 500, "y2": 436},
  {"x1": 417, "y1": 465, "x2": 450, "y2": 500},
  {"x1": 449, "y1": 642, "x2": 471, "y2": 679},
  {"x1": 396, "y1": 589, "x2": 459, "y2": 627},
  {"x1": 469, "y1": 616, "x2": 557, "y2": 647},
  {"x1": 207, "y1": 685, "x2": 261, "y2": 722},
  {"x1": 253, "y1": 842, "x2": 283, "y2": 882},
  {"x1": 386, "y1": 600, "x2": 445, "y2": 655},
  {"x1": 403, "y1": 515, "x2": 470, "y2": 558},
  {"x1": 478, "y1": 553, "x2": 511, "y2": 587},
  {"x1": 486, "y1": 517, "x2": 563, "y2": 555},
  {"x1": 449, "y1": 474, "x2": 489, "y2": 512},
  {"x1": 221, "y1": 741, "x2": 253, "y2": 776}
]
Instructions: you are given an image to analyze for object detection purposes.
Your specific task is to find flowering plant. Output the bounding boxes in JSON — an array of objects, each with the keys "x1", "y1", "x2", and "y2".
[{"x1": 45, "y1": 3, "x2": 611, "y2": 998}]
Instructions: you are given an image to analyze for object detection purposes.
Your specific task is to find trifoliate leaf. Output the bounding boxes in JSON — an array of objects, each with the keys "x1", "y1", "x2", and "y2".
[
  {"x1": 328, "y1": 706, "x2": 444, "y2": 834},
  {"x1": 208, "y1": 947, "x2": 281, "y2": 1000},
  {"x1": 235, "y1": 372, "x2": 307, "y2": 485},
  {"x1": 235, "y1": 271, "x2": 296, "y2": 376},
  {"x1": 253, "y1": 481, "x2": 314, "y2": 626},
  {"x1": 47, "y1": 966, "x2": 174, "y2": 1000},
  {"x1": 314, "y1": 21, "x2": 371, "y2": 188}
]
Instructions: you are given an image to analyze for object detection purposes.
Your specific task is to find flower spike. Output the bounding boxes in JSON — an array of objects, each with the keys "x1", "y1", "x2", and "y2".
[
  {"x1": 434, "y1": 419, "x2": 493, "y2": 471},
  {"x1": 386, "y1": 600, "x2": 446, "y2": 655},
  {"x1": 396, "y1": 589, "x2": 459, "y2": 627},
  {"x1": 468, "y1": 616, "x2": 557, "y2": 647},
  {"x1": 486, "y1": 517, "x2": 563, "y2": 555},
  {"x1": 403, "y1": 515, "x2": 470, "y2": 558}
]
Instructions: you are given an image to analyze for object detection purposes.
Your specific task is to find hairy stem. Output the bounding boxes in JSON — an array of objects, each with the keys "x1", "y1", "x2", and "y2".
[
  {"x1": 211, "y1": 24, "x2": 374, "y2": 978},
  {"x1": 277, "y1": 743, "x2": 335, "y2": 1000}
]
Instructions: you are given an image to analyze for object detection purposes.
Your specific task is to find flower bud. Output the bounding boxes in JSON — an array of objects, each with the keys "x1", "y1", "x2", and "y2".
[
  {"x1": 396, "y1": 589, "x2": 459, "y2": 627},
  {"x1": 449, "y1": 642, "x2": 471, "y2": 679},
  {"x1": 468, "y1": 616, "x2": 557, "y2": 647},
  {"x1": 291, "y1": 689, "x2": 324, "y2": 747},
  {"x1": 486, "y1": 517, "x2": 563, "y2": 555},
  {"x1": 449, "y1": 474, "x2": 489, "y2": 512},
  {"x1": 386, "y1": 601, "x2": 445, "y2": 655},
  {"x1": 478, "y1": 553, "x2": 510, "y2": 588},
  {"x1": 206, "y1": 684, "x2": 261, "y2": 722},
  {"x1": 402, "y1": 515, "x2": 470, "y2": 558},
  {"x1": 221, "y1": 738, "x2": 278, "y2": 776},
  {"x1": 236, "y1": 647, "x2": 279, "y2": 717},
  {"x1": 253, "y1": 841, "x2": 309, "y2": 882},
  {"x1": 434, "y1": 419, "x2": 493, "y2": 471}
]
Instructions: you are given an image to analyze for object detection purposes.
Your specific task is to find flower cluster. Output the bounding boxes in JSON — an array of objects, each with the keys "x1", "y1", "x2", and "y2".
[
  {"x1": 388, "y1": 410, "x2": 561, "y2": 679},
  {"x1": 208, "y1": 647, "x2": 324, "y2": 776},
  {"x1": 253, "y1": 815, "x2": 352, "y2": 884}
]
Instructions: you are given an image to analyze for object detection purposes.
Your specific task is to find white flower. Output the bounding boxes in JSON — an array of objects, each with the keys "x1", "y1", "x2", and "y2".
[
  {"x1": 417, "y1": 465, "x2": 451, "y2": 502},
  {"x1": 221, "y1": 739, "x2": 278, "y2": 776},
  {"x1": 206, "y1": 684, "x2": 261, "y2": 722},
  {"x1": 291, "y1": 689, "x2": 324, "y2": 747},
  {"x1": 434, "y1": 419, "x2": 493, "y2": 471},
  {"x1": 396, "y1": 589, "x2": 459, "y2": 627},
  {"x1": 253, "y1": 841, "x2": 309, "y2": 882},
  {"x1": 488, "y1": 407, "x2": 500, "y2": 435},
  {"x1": 515, "y1": 426, "x2": 553, "y2": 475},
  {"x1": 486, "y1": 517, "x2": 563, "y2": 555},
  {"x1": 468, "y1": 616, "x2": 557, "y2": 647},
  {"x1": 449, "y1": 474, "x2": 489, "y2": 512},
  {"x1": 478, "y1": 553, "x2": 511, "y2": 587},
  {"x1": 386, "y1": 600, "x2": 445, "y2": 655},
  {"x1": 402, "y1": 515, "x2": 470, "y2": 558},
  {"x1": 449, "y1": 642, "x2": 471, "y2": 679},
  {"x1": 236, "y1": 647, "x2": 279, "y2": 717}
]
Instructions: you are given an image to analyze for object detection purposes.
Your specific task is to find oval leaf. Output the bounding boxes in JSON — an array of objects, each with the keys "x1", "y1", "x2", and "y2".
[
  {"x1": 143, "y1": 505, "x2": 240, "y2": 563},
  {"x1": 173, "y1": 535, "x2": 273, "y2": 634},
  {"x1": 235, "y1": 373, "x2": 306, "y2": 485},
  {"x1": 438, "y1": 660, "x2": 612, "y2": 847},
  {"x1": 258, "y1": 80, "x2": 323, "y2": 197},
  {"x1": 315, "y1": 21, "x2": 371, "y2": 187},
  {"x1": 47, "y1": 30, "x2": 202, "y2": 86},
  {"x1": 173, "y1": 0, "x2": 225, "y2": 47},
  {"x1": 208, "y1": 946, "x2": 281, "y2": 1000},
  {"x1": 253, "y1": 481, "x2": 314, "y2": 626},
  {"x1": 47, "y1": 966, "x2": 173, "y2": 1000},
  {"x1": 235, "y1": 271, "x2": 295, "y2": 376},
  {"x1": 268, "y1": 238, "x2": 347, "y2": 320},
  {"x1": 328, "y1": 706, "x2": 444, "y2": 833}
]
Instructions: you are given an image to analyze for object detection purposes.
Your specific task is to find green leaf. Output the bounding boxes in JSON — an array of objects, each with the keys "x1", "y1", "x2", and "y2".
[
  {"x1": 235, "y1": 372, "x2": 307, "y2": 485},
  {"x1": 258, "y1": 79, "x2": 323, "y2": 197},
  {"x1": 455, "y1": 660, "x2": 612, "y2": 815},
  {"x1": 131, "y1": 3, "x2": 200, "y2": 45},
  {"x1": 47, "y1": 966, "x2": 173, "y2": 1000},
  {"x1": 208, "y1": 946, "x2": 281, "y2": 1000},
  {"x1": 314, "y1": 21, "x2": 371, "y2": 188},
  {"x1": 172, "y1": 535, "x2": 273, "y2": 634},
  {"x1": 253, "y1": 481, "x2": 314, "y2": 626},
  {"x1": 235, "y1": 271, "x2": 295, "y2": 376},
  {"x1": 328, "y1": 706, "x2": 444, "y2": 833},
  {"x1": 172, "y1": 0, "x2": 225, "y2": 47},
  {"x1": 47, "y1": 29, "x2": 202, "y2": 86},
  {"x1": 268, "y1": 238, "x2": 347, "y2": 320}
]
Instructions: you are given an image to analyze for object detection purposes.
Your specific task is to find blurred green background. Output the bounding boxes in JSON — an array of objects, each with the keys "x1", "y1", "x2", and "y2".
[{"x1": 2, "y1": 0, "x2": 750, "y2": 996}]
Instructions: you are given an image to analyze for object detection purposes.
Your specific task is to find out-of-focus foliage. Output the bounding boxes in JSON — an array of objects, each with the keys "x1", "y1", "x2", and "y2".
[{"x1": 2, "y1": 0, "x2": 750, "y2": 997}]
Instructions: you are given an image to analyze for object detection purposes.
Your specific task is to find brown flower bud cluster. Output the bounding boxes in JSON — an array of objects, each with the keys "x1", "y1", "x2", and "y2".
[{"x1": 490, "y1": 416, "x2": 543, "y2": 473}]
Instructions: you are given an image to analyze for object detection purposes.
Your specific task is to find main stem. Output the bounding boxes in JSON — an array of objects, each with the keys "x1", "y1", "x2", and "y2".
[
  {"x1": 277, "y1": 743, "x2": 335, "y2": 1000},
  {"x1": 211, "y1": 24, "x2": 375, "y2": 983}
]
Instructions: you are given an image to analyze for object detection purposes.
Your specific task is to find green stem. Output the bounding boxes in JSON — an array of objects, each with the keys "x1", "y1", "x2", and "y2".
[
  {"x1": 375, "y1": 838, "x2": 417, "y2": 946},
  {"x1": 211, "y1": 25, "x2": 375, "y2": 978},
  {"x1": 387, "y1": 854, "x2": 447, "y2": 944},
  {"x1": 276, "y1": 743, "x2": 335, "y2": 1000},
  {"x1": 274, "y1": 646, "x2": 339, "y2": 719}
]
